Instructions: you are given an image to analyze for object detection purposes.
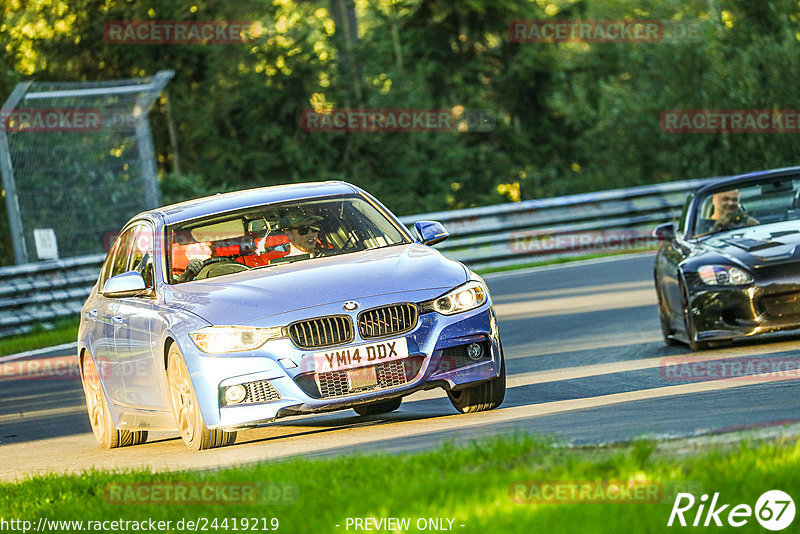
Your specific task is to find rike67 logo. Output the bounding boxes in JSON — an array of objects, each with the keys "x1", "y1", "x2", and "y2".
[{"x1": 668, "y1": 490, "x2": 795, "y2": 531}]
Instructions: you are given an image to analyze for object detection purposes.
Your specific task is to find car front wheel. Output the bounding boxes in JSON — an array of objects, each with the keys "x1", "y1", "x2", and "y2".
[
  {"x1": 81, "y1": 353, "x2": 147, "y2": 449},
  {"x1": 167, "y1": 344, "x2": 237, "y2": 451},
  {"x1": 447, "y1": 343, "x2": 506, "y2": 414},
  {"x1": 680, "y1": 279, "x2": 709, "y2": 351},
  {"x1": 655, "y1": 282, "x2": 680, "y2": 347}
]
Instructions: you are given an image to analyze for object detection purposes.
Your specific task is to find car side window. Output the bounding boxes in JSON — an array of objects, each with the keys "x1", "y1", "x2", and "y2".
[
  {"x1": 130, "y1": 225, "x2": 155, "y2": 289},
  {"x1": 100, "y1": 226, "x2": 137, "y2": 289}
]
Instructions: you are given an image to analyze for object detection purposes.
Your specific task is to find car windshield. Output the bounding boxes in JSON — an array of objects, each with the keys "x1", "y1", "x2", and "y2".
[
  {"x1": 167, "y1": 194, "x2": 409, "y2": 283},
  {"x1": 692, "y1": 176, "x2": 800, "y2": 237}
]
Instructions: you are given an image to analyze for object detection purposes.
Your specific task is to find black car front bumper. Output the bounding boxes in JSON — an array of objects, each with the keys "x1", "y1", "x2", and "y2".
[{"x1": 689, "y1": 281, "x2": 800, "y2": 342}]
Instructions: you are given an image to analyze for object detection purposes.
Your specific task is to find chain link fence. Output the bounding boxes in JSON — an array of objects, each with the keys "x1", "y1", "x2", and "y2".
[{"x1": 0, "y1": 70, "x2": 173, "y2": 264}]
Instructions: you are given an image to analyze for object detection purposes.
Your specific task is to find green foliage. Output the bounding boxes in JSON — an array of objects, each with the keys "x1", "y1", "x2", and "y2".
[
  {"x1": 2, "y1": 0, "x2": 800, "y2": 265},
  {"x1": 1, "y1": 433, "x2": 798, "y2": 533}
]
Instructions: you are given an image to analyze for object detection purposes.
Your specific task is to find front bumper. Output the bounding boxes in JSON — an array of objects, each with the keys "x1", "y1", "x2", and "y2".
[
  {"x1": 178, "y1": 302, "x2": 501, "y2": 431},
  {"x1": 688, "y1": 280, "x2": 800, "y2": 342}
]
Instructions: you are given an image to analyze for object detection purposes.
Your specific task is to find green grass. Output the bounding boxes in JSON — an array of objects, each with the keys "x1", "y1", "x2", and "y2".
[
  {"x1": 1, "y1": 433, "x2": 797, "y2": 533},
  {"x1": 475, "y1": 249, "x2": 656, "y2": 276},
  {"x1": 0, "y1": 315, "x2": 79, "y2": 356}
]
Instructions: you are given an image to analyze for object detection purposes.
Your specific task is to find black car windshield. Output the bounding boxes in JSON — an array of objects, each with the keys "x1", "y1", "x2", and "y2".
[
  {"x1": 167, "y1": 195, "x2": 409, "y2": 283},
  {"x1": 692, "y1": 177, "x2": 800, "y2": 237}
]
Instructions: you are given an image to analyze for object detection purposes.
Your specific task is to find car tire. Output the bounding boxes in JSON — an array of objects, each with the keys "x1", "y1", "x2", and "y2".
[
  {"x1": 655, "y1": 281, "x2": 680, "y2": 347},
  {"x1": 680, "y1": 279, "x2": 709, "y2": 351},
  {"x1": 447, "y1": 342, "x2": 506, "y2": 414},
  {"x1": 353, "y1": 397, "x2": 402, "y2": 416},
  {"x1": 81, "y1": 353, "x2": 148, "y2": 449},
  {"x1": 166, "y1": 343, "x2": 237, "y2": 451}
]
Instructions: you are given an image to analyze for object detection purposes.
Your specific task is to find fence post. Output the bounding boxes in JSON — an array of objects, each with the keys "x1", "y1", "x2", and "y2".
[{"x1": 0, "y1": 82, "x2": 33, "y2": 265}]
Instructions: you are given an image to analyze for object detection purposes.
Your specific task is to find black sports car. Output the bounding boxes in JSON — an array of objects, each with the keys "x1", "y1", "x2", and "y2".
[{"x1": 654, "y1": 166, "x2": 800, "y2": 350}]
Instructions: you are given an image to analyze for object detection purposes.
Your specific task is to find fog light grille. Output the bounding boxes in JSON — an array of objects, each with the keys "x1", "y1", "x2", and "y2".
[
  {"x1": 242, "y1": 379, "x2": 281, "y2": 404},
  {"x1": 436, "y1": 342, "x2": 490, "y2": 373}
]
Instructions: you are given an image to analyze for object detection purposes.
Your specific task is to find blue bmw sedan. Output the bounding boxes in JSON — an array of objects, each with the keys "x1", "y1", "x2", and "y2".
[{"x1": 79, "y1": 181, "x2": 505, "y2": 450}]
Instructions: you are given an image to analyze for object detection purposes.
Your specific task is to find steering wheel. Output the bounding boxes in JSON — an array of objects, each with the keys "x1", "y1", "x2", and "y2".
[
  {"x1": 338, "y1": 231, "x2": 365, "y2": 253},
  {"x1": 194, "y1": 256, "x2": 250, "y2": 280},
  {"x1": 314, "y1": 247, "x2": 335, "y2": 258}
]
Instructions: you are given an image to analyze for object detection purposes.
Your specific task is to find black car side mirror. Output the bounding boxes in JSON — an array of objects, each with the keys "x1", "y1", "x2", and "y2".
[{"x1": 653, "y1": 222, "x2": 677, "y2": 241}]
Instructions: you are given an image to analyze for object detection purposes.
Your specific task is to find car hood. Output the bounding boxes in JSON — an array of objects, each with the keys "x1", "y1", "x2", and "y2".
[
  {"x1": 698, "y1": 220, "x2": 800, "y2": 265},
  {"x1": 162, "y1": 243, "x2": 467, "y2": 325}
]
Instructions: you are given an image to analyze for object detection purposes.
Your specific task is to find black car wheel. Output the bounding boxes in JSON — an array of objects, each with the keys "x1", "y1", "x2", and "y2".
[
  {"x1": 447, "y1": 343, "x2": 506, "y2": 413},
  {"x1": 680, "y1": 279, "x2": 709, "y2": 351},
  {"x1": 654, "y1": 276, "x2": 680, "y2": 347},
  {"x1": 353, "y1": 397, "x2": 402, "y2": 416}
]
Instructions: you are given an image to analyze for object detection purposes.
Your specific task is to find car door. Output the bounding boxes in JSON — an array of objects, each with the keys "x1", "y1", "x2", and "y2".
[
  {"x1": 111, "y1": 222, "x2": 170, "y2": 410},
  {"x1": 92, "y1": 226, "x2": 137, "y2": 405},
  {"x1": 658, "y1": 195, "x2": 694, "y2": 327}
]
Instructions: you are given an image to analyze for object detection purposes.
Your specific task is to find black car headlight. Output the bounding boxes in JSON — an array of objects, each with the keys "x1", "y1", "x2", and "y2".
[
  {"x1": 419, "y1": 281, "x2": 488, "y2": 315},
  {"x1": 697, "y1": 265, "x2": 753, "y2": 286}
]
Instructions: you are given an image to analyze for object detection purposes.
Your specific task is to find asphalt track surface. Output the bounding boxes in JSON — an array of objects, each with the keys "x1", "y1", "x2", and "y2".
[{"x1": 1, "y1": 252, "x2": 799, "y2": 481}]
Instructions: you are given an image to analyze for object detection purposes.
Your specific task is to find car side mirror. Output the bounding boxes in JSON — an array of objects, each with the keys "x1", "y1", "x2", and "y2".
[
  {"x1": 653, "y1": 222, "x2": 677, "y2": 241},
  {"x1": 414, "y1": 221, "x2": 449, "y2": 246},
  {"x1": 102, "y1": 271, "x2": 147, "y2": 298}
]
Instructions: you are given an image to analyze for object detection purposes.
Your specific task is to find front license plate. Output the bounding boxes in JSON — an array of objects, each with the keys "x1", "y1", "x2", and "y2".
[
  {"x1": 314, "y1": 337, "x2": 409, "y2": 373},
  {"x1": 347, "y1": 366, "x2": 378, "y2": 390}
]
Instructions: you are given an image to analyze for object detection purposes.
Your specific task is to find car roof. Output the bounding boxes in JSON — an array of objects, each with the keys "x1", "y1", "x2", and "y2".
[
  {"x1": 694, "y1": 166, "x2": 800, "y2": 196},
  {"x1": 148, "y1": 181, "x2": 359, "y2": 225}
]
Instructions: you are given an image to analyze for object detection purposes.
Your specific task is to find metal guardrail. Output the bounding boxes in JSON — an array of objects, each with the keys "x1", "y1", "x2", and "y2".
[
  {"x1": 400, "y1": 178, "x2": 714, "y2": 270},
  {"x1": 0, "y1": 254, "x2": 105, "y2": 338},
  {"x1": 0, "y1": 178, "x2": 714, "y2": 338}
]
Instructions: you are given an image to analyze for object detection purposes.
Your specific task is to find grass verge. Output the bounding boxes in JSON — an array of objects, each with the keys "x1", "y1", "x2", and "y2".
[
  {"x1": 0, "y1": 315, "x2": 79, "y2": 357},
  {"x1": 1, "y1": 433, "x2": 797, "y2": 533}
]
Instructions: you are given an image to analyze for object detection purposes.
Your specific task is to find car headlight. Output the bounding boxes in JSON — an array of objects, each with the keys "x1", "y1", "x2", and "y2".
[
  {"x1": 419, "y1": 281, "x2": 488, "y2": 315},
  {"x1": 189, "y1": 326, "x2": 285, "y2": 353},
  {"x1": 697, "y1": 265, "x2": 753, "y2": 286}
]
